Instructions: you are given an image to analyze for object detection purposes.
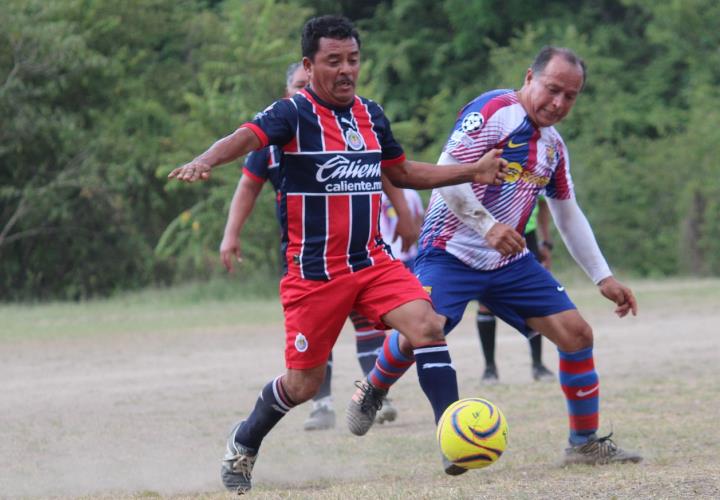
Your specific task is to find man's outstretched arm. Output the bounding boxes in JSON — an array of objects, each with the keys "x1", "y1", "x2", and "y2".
[
  {"x1": 168, "y1": 127, "x2": 262, "y2": 182},
  {"x1": 383, "y1": 148, "x2": 508, "y2": 190}
]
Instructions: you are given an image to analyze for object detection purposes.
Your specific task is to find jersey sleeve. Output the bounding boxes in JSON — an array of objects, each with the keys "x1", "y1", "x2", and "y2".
[
  {"x1": 242, "y1": 148, "x2": 270, "y2": 184},
  {"x1": 368, "y1": 103, "x2": 405, "y2": 167},
  {"x1": 443, "y1": 94, "x2": 506, "y2": 163},
  {"x1": 240, "y1": 98, "x2": 297, "y2": 149},
  {"x1": 545, "y1": 138, "x2": 575, "y2": 200}
]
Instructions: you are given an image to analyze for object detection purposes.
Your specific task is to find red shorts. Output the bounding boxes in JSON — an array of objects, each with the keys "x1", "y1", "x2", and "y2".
[{"x1": 279, "y1": 259, "x2": 430, "y2": 369}]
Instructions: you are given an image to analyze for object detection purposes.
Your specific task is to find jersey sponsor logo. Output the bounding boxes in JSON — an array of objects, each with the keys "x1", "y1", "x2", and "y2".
[
  {"x1": 294, "y1": 333, "x2": 309, "y2": 352},
  {"x1": 576, "y1": 385, "x2": 599, "y2": 398},
  {"x1": 502, "y1": 162, "x2": 551, "y2": 187},
  {"x1": 504, "y1": 162, "x2": 524, "y2": 183},
  {"x1": 461, "y1": 112, "x2": 484, "y2": 132},
  {"x1": 315, "y1": 155, "x2": 382, "y2": 192},
  {"x1": 507, "y1": 139, "x2": 528, "y2": 149}
]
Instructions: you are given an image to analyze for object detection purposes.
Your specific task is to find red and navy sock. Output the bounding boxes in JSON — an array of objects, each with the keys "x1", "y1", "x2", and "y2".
[
  {"x1": 355, "y1": 329, "x2": 387, "y2": 376},
  {"x1": 234, "y1": 375, "x2": 296, "y2": 450},
  {"x1": 558, "y1": 347, "x2": 599, "y2": 445},
  {"x1": 367, "y1": 330, "x2": 415, "y2": 390},
  {"x1": 414, "y1": 342, "x2": 459, "y2": 423}
]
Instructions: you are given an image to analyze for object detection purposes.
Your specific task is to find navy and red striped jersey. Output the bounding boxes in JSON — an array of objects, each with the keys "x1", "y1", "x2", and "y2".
[
  {"x1": 242, "y1": 146, "x2": 283, "y2": 223},
  {"x1": 241, "y1": 88, "x2": 406, "y2": 280},
  {"x1": 242, "y1": 145, "x2": 282, "y2": 192}
]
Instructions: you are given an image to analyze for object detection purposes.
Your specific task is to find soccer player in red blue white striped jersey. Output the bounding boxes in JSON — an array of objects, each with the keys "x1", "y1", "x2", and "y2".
[
  {"x1": 169, "y1": 15, "x2": 508, "y2": 492},
  {"x1": 365, "y1": 46, "x2": 643, "y2": 467}
]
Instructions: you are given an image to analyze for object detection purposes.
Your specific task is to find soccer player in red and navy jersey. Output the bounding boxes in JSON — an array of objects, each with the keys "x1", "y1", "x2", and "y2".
[
  {"x1": 362, "y1": 46, "x2": 643, "y2": 467},
  {"x1": 220, "y1": 62, "x2": 407, "y2": 432},
  {"x1": 169, "y1": 15, "x2": 508, "y2": 493}
]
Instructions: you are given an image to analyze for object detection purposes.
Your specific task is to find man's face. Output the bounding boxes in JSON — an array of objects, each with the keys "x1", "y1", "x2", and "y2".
[
  {"x1": 285, "y1": 66, "x2": 308, "y2": 97},
  {"x1": 520, "y1": 56, "x2": 583, "y2": 127},
  {"x1": 304, "y1": 36, "x2": 360, "y2": 107}
]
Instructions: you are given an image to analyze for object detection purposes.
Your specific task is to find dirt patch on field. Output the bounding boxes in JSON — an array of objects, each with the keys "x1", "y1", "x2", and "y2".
[{"x1": 1, "y1": 280, "x2": 719, "y2": 498}]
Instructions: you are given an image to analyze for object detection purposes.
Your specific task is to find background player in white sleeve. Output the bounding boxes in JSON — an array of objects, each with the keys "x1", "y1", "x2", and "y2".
[
  {"x1": 380, "y1": 189, "x2": 424, "y2": 271},
  {"x1": 360, "y1": 46, "x2": 643, "y2": 466}
]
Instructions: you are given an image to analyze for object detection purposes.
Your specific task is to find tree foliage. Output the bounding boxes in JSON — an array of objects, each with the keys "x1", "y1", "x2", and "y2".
[{"x1": 2, "y1": 0, "x2": 719, "y2": 300}]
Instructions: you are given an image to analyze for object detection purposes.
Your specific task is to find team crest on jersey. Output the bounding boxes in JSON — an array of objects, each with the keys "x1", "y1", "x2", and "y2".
[
  {"x1": 344, "y1": 128, "x2": 365, "y2": 150},
  {"x1": 546, "y1": 144, "x2": 558, "y2": 165},
  {"x1": 461, "y1": 112, "x2": 484, "y2": 132},
  {"x1": 294, "y1": 333, "x2": 309, "y2": 352}
]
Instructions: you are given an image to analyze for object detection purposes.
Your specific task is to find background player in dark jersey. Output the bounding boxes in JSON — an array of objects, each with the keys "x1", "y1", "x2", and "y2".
[
  {"x1": 169, "y1": 16, "x2": 509, "y2": 493},
  {"x1": 477, "y1": 196, "x2": 556, "y2": 384},
  {"x1": 220, "y1": 62, "x2": 408, "y2": 432}
]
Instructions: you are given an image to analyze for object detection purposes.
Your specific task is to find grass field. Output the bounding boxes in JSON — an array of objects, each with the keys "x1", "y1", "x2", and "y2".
[{"x1": 2, "y1": 278, "x2": 719, "y2": 499}]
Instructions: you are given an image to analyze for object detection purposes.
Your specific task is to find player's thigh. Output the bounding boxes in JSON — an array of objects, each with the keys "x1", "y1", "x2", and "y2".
[
  {"x1": 414, "y1": 251, "x2": 485, "y2": 334},
  {"x1": 280, "y1": 274, "x2": 356, "y2": 370},
  {"x1": 353, "y1": 259, "x2": 430, "y2": 331},
  {"x1": 380, "y1": 299, "x2": 444, "y2": 346},
  {"x1": 482, "y1": 254, "x2": 576, "y2": 337},
  {"x1": 526, "y1": 309, "x2": 593, "y2": 352}
]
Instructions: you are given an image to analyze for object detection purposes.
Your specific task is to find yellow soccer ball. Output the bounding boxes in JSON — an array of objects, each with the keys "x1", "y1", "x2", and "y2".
[{"x1": 436, "y1": 398, "x2": 509, "y2": 470}]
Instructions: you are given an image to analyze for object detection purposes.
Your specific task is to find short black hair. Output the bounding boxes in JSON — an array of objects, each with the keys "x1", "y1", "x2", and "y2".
[
  {"x1": 531, "y1": 46, "x2": 587, "y2": 90},
  {"x1": 301, "y1": 15, "x2": 361, "y2": 60}
]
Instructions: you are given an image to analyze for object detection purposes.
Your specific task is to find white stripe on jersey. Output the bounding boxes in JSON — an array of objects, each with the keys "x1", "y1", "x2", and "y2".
[
  {"x1": 355, "y1": 97, "x2": 383, "y2": 149},
  {"x1": 421, "y1": 95, "x2": 573, "y2": 271},
  {"x1": 323, "y1": 196, "x2": 330, "y2": 279}
]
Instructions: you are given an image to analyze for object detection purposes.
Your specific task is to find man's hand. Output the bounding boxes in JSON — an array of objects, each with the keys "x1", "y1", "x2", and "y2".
[
  {"x1": 485, "y1": 223, "x2": 526, "y2": 256},
  {"x1": 598, "y1": 276, "x2": 638, "y2": 318},
  {"x1": 168, "y1": 160, "x2": 212, "y2": 183},
  {"x1": 393, "y1": 210, "x2": 421, "y2": 253},
  {"x1": 471, "y1": 149, "x2": 509, "y2": 185},
  {"x1": 219, "y1": 234, "x2": 242, "y2": 272}
]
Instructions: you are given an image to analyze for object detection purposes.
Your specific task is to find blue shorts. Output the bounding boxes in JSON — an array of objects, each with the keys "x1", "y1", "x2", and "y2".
[{"x1": 414, "y1": 250, "x2": 576, "y2": 337}]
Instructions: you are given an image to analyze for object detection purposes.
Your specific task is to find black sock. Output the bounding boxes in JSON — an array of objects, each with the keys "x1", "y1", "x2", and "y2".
[
  {"x1": 530, "y1": 334, "x2": 542, "y2": 366},
  {"x1": 235, "y1": 375, "x2": 296, "y2": 450},
  {"x1": 477, "y1": 312, "x2": 497, "y2": 368}
]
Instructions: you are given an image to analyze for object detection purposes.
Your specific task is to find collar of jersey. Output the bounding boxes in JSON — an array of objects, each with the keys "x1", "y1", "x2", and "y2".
[{"x1": 304, "y1": 86, "x2": 355, "y2": 112}]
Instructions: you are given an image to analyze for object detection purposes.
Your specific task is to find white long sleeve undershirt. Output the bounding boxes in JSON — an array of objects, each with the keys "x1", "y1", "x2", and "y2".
[{"x1": 435, "y1": 152, "x2": 612, "y2": 284}]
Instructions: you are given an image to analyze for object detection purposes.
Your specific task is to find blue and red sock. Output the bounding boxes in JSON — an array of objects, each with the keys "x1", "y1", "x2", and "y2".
[
  {"x1": 368, "y1": 330, "x2": 415, "y2": 390},
  {"x1": 414, "y1": 342, "x2": 459, "y2": 423},
  {"x1": 558, "y1": 347, "x2": 599, "y2": 445}
]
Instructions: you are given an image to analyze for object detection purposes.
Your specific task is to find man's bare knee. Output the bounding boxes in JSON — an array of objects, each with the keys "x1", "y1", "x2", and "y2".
[
  {"x1": 282, "y1": 367, "x2": 326, "y2": 404},
  {"x1": 557, "y1": 322, "x2": 593, "y2": 352}
]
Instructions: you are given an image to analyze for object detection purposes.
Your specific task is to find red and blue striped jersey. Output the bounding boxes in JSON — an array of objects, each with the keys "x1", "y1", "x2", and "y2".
[
  {"x1": 419, "y1": 89, "x2": 574, "y2": 271},
  {"x1": 242, "y1": 146, "x2": 282, "y2": 192},
  {"x1": 241, "y1": 88, "x2": 406, "y2": 280},
  {"x1": 242, "y1": 146, "x2": 283, "y2": 223}
]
